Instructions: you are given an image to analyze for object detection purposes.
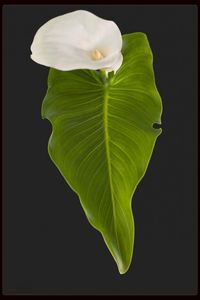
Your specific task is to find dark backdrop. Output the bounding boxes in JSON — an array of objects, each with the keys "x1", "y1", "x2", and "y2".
[{"x1": 2, "y1": 5, "x2": 197, "y2": 295}]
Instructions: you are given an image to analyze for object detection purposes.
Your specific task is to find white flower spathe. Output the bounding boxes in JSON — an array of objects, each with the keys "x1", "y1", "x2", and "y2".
[{"x1": 30, "y1": 10, "x2": 123, "y2": 73}]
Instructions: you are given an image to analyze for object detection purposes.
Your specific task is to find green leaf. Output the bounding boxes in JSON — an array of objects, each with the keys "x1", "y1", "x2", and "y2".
[{"x1": 41, "y1": 33, "x2": 162, "y2": 274}]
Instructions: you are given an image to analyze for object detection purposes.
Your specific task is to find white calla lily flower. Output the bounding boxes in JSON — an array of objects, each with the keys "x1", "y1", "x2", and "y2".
[{"x1": 30, "y1": 10, "x2": 123, "y2": 73}]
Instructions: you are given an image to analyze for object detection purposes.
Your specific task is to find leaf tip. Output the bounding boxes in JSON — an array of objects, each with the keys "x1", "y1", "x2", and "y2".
[
  {"x1": 117, "y1": 262, "x2": 130, "y2": 275},
  {"x1": 115, "y1": 255, "x2": 131, "y2": 275}
]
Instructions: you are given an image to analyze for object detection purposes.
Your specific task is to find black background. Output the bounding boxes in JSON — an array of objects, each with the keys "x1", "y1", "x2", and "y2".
[{"x1": 3, "y1": 5, "x2": 197, "y2": 295}]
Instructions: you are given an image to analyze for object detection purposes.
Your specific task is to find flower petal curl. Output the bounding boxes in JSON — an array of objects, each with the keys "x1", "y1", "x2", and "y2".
[{"x1": 31, "y1": 10, "x2": 123, "y2": 72}]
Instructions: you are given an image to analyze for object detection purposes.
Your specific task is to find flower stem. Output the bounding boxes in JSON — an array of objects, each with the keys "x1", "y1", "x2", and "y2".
[{"x1": 100, "y1": 69, "x2": 107, "y2": 83}]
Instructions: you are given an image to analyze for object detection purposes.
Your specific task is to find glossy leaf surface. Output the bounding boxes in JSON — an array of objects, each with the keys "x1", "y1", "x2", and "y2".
[{"x1": 42, "y1": 33, "x2": 162, "y2": 274}]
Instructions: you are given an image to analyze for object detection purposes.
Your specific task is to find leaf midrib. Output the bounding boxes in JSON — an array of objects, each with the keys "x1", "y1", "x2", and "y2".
[{"x1": 103, "y1": 85, "x2": 120, "y2": 258}]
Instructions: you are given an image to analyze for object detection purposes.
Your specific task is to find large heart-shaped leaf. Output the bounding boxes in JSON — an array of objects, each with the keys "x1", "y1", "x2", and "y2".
[{"x1": 41, "y1": 33, "x2": 162, "y2": 274}]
